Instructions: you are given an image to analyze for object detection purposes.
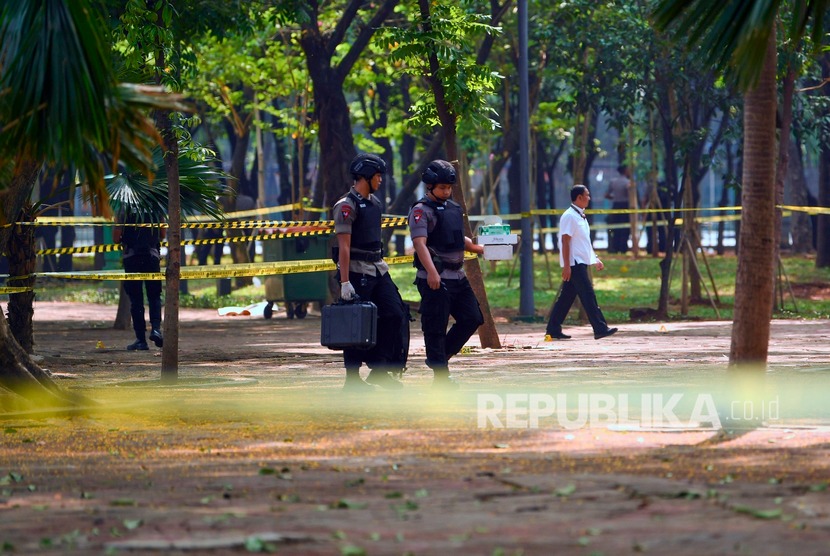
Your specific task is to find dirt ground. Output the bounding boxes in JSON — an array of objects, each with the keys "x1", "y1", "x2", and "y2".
[{"x1": 1, "y1": 301, "x2": 830, "y2": 555}]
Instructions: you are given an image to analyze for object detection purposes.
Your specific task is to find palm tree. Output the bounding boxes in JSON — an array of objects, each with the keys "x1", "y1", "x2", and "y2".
[
  {"x1": 0, "y1": 0, "x2": 190, "y2": 405},
  {"x1": 652, "y1": 0, "x2": 827, "y2": 366}
]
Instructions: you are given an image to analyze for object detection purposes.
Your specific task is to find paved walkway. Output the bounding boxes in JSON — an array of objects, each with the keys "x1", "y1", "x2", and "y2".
[{"x1": 0, "y1": 303, "x2": 827, "y2": 554}]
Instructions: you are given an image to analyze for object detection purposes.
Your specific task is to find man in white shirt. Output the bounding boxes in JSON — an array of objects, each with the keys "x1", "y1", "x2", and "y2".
[{"x1": 545, "y1": 185, "x2": 618, "y2": 341}]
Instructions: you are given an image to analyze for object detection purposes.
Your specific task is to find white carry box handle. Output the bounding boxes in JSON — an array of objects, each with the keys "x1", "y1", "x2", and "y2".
[{"x1": 475, "y1": 216, "x2": 518, "y2": 260}]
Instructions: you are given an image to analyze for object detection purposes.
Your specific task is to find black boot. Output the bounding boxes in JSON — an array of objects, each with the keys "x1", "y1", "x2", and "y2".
[
  {"x1": 127, "y1": 338, "x2": 149, "y2": 351},
  {"x1": 343, "y1": 368, "x2": 375, "y2": 392},
  {"x1": 432, "y1": 368, "x2": 459, "y2": 390},
  {"x1": 149, "y1": 328, "x2": 163, "y2": 348},
  {"x1": 366, "y1": 369, "x2": 404, "y2": 390}
]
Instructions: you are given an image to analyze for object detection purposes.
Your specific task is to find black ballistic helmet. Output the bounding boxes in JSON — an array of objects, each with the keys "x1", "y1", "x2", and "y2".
[
  {"x1": 422, "y1": 159, "x2": 456, "y2": 186},
  {"x1": 349, "y1": 153, "x2": 386, "y2": 180}
]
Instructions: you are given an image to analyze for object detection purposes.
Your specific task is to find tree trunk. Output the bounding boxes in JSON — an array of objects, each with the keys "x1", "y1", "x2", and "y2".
[
  {"x1": 772, "y1": 63, "x2": 795, "y2": 310},
  {"x1": 225, "y1": 116, "x2": 253, "y2": 286},
  {"x1": 788, "y1": 134, "x2": 812, "y2": 253},
  {"x1": 817, "y1": 139, "x2": 830, "y2": 268},
  {"x1": 7, "y1": 217, "x2": 36, "y2": 353},
  {"x1": 114, "y1": 284, "x2": 131, "y2": 330},
  {"x1": 418, "y1": 0, "x2": 500, "y2": 349},
  {"x1": 298, "y1": 0, "x2": 399, "y2": 208},
  {"x1": 0, "y1": 158, "x2": 79, "y2": 406},
  {"x1": 817, "y1": 54, "x2": 830, "y2": 269},
  {"x1": 729, "y1": 35, "x2": 777, "y2": 365},
  {"x1": 0, "y1": 308, "x2": 83, "y2": 409},
  {"x1": 154, "y1": 38, "x2": 180, "y2": 383}
]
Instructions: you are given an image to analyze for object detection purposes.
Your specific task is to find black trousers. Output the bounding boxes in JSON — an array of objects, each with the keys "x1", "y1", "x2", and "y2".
[
  {"x1": 416, "y1": 277, "x2": 484, "y2": 371},
  {"x1": 607, "y1": 202, "x2": 630, "y2": 253},
  {"x1": 196, "y1": 229, "x2": 223, "y2": 265},
  {"x1": 123, "y1": 254, "x2": 162, "y2": 340},
  {"x1": 343, "y1": 271, "x2": 406, "y2": 373},
  {"x1": 546, "y1": 263, "x2": 609, "y2": 335}
]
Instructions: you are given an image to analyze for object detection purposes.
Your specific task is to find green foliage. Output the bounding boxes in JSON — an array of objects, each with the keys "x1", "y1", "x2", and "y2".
[
  {"x1": 378, "y1": 2, "x2": 503, "y2": 131},
  {"x1": 0, "y1": 0, "x2": 183, "y2": 206},
  {"x1": 106, "y1": 145, "x2": 229, "y2": 222},
  {"x1": 186, "y1": 13, "x2": 313, "y2": 144},
  {"x1": 389, "y1": 253, "x2": 830, "y2": 323},
  {"x1": 116, "y1": 0, "x2": 177, "y2": 87},
  {"x1": 0, "y1": 0, "x2": 113, "y2": 168},
  {"x1": 651, "y1": 0, "x2": 829, "y2": 91}
]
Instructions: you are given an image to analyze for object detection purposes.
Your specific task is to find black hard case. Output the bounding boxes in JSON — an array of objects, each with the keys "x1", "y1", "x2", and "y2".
[{"x1": 320, "y1": 301, "x2": 377, "y2": 350}]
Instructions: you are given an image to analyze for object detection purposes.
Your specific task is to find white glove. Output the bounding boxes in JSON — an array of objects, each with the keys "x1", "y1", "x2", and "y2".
[{"x1": 340, "y1": 281, "x2": 356, "y2": 301}]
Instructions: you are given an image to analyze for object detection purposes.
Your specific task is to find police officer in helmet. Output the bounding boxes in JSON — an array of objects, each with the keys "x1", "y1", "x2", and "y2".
[
  {"x1": 408, "y1": 159, "x2": 484, "y2": 389},
  {"x1": 333, "y1": 153, "x2": 407, "y2": 391}
]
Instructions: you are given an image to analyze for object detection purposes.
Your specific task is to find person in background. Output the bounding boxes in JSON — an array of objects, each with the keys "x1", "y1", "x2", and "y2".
[
  {"x1": 605, "y1": 164, "x2": 632, "y2": 254},
  {"x1": 114, "y1": 212, "x2": 164, "y2": 351},
  {"x1": 408, "y1": 160, "x2": 484, "y2": 389},
  {"x1": 545, "y1": 184, "x2": 618, "y2": 342},
  {"x1": 334, "y1": 153, "x2": 407, "y2": 391}
]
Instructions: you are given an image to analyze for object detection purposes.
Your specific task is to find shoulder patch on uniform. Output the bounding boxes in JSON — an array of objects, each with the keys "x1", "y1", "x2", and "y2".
[
  {"x1": 412, "y1": 208, "x2": 423, "y2": 223},
  {"x1": 340, "y1": 204, "x2": 352, "y2": 219}
]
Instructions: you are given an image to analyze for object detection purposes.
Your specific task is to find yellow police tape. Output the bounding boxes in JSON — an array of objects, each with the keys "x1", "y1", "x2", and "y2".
[
  {"x1": 6, "y1": 202, "x2": 332, "y2": 227},
  {"x1": 13, "y1": 252, "x2": 480, "y2": 283},
  {"x1": 34, "y1": 218, "x2": 411, "y2": 256},
  {"x1": 477, "y1": 204, "x2": 828, "y2": 220},
  {"x1": 13, "y1": 204, "x2": 824, "y2": 256},
  {"x1": 0, "y1": 286, "x2": 33, "y2": 294},
  {"x1": 14, "y1": 204, "x2": 826, "y2": 229}
]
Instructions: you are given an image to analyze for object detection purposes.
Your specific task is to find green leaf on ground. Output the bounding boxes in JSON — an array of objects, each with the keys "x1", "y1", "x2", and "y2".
[
  {"x1": 556, "y1": 484, "x2": 576, "y2": 497},
  {"x1": 123, "y1": 519, "x2": 142, "y2": 530},
  {"x1": 733, "y1": 505, "x2": 782, "y2": 519},
  {"x1": 333, "y1": 499, "x2": 368, "y2": 510},
  {"x1": 244, "y1": 536, "x2": 277, "y2": 552}
]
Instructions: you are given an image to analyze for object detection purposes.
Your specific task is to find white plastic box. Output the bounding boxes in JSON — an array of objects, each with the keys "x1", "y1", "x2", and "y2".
[{"x1": 476, "y1": 218, "x2": 518, "y2": 260}]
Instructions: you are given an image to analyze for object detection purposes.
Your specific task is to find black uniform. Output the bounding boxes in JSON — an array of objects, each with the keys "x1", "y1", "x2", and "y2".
[
  {"x1": 121, "y1": 215, "x2": 163, "y2": 345},
  {"x1": 333, "y1": 189, "x2": 407, "y2": 374},
  {"x1": 409, "y1": 196, "x2": 483, "y2": 372}
]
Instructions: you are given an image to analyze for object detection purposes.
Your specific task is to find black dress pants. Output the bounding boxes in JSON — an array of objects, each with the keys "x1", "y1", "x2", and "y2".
[
  {"x1": 343, "y1": 271, "x2": 406, "y2": 373},
  {"x1": 607, "y1": 202, "x2": 630, "y2": 253},
  {"x1": 546, "y1": 263, "x2": 609, "y2": 336},
  {"x1": 123, "y1": 254, "x2": 162, "y2": 340},
  {"x1": 416, "y1": 277, "x2": 484, "y2": 371}
]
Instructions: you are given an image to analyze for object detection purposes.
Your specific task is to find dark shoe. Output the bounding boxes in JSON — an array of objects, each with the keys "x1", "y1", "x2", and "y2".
[
  {"x1": 594, "y1": 327, "x2": 618, "y2": 340},
  {"x1": 544, "y1": 332, "x2": 571, "y2": 341},
  {"x1": 365, "y1": 370, "x2": 404, "y2": 390},
  {"x1": 127, "y1": 339, "x2": 149, "y2": 351},
  {"x1": 432, "y1": 374, "x2": 460, "y2": 390},
  {"x1": 149, "y1": 329, "x2": 163, "y2": 348},
  {"x1": 343, "y1": 376, "x2": 376, "y2": 392}
]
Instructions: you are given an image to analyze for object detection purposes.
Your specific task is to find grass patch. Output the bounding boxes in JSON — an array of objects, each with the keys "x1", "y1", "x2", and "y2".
[{"x1": 18, "y1": 253, "x2": 830, "y2": 321}]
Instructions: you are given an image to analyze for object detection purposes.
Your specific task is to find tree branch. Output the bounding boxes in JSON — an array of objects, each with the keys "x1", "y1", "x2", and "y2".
[{"x1": 335, "y1": 0, "x2": 400, "y2": 83}]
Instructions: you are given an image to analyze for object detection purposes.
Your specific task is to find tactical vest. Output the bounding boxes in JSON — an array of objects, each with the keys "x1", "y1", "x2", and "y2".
[
  {"x1": 342, "y1": 191, "x2": 382, "y2": 261},
  {"x1": 412, "y1": 197, "x2": 465, "y2": 271}
]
